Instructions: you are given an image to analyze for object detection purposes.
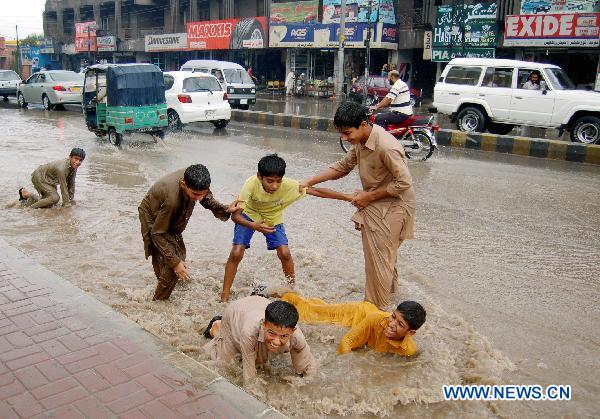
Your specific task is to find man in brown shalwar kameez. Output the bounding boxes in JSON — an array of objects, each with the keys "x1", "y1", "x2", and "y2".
[
  {"x1": 27, "y1": 148, "x2": 86, "y2": 209},
  {"x1": 138, "y1": 164, "x2": 231, "y2": 301},
  {"x1": 300, "y1": 101, "x2": 415, "y2": 309}
]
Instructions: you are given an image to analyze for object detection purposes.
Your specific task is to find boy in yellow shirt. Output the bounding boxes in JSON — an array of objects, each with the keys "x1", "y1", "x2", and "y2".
[{"x1": 222, "y1": 154, "x2": 351, "y2": 302}]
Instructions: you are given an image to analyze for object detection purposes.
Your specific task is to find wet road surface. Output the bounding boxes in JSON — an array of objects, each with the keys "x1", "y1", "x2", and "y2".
[{"x1": 1, "y1": 101, "x2": 599, "y2": 417}]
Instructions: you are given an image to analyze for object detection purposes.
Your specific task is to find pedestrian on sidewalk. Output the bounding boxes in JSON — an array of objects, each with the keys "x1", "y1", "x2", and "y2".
[
  {"x1": 203, "y1": 295, "x2": 317, "y2": 385},
  {"x1": 299, "y1": 101, "x2": 416, "y2": 310},
  {"x1": 25, "y1": 148, "x2": 85, "y2": 209},
  {"x1": 285, "y1": 70, "x2": 295, "y2": 96},
  {"x1": 138, "y1": 165, "x2": 232, "y2": 301}
]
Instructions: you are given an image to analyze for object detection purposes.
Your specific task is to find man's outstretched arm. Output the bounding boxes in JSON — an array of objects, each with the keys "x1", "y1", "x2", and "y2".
[{"x1": 306, "y1": 186, "x2": 354, "y2": 202}]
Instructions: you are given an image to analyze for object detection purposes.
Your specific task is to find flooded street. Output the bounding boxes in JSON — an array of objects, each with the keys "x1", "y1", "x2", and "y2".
[{"x1": 1, "y1": 103, "x2": 599, "y2": 418}]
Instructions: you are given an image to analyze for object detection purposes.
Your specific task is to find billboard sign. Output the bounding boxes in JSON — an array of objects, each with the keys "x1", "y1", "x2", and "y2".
[
  {"x1": 520, "y1": 0, "x2": 600, "y2": 15},
  {"x1": 145, "y1": 33, "x2": 188, "y2": 52},
  {"x1": 322, "y1": 0, "x2": 396, "y2": 24},
  {"x1": 187, "y1": 17, "x2": 267, "y2": 50},
  {"x1": 423, "y1": 31, "x2": 432, "y2": 60},
  {"x1": 75, "y1": 21, "x2": 97, "y2": 52},
  {"x1": 504, "y1": 13, "x2": 600, "y2": 47},
  {"x1": 269, "y1": 1, "x2": 318, "y2": 24},
  {"x1": 432, "y1": 47, "x2": 495, "y2": 62},
  {"x1": 96, "y1": 36, "x2": 116, "y2": 52},
  {"x1": 39, "y1": 38, "x2": 54, "y2": 54}
]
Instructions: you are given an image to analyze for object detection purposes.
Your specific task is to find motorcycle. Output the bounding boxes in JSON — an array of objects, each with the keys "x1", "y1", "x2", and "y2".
[{"x1": 340, "y1": 113, "x2": 439, "y2": 161}]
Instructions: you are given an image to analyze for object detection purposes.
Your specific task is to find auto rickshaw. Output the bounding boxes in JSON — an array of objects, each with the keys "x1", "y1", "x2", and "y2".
[{"x1": 83, "y1": 63, "x2": 168, "y2": 146}]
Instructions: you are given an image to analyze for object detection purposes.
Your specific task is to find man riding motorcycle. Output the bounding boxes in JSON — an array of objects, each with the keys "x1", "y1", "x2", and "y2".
[{"x1": 370, "y1": 70, "x2": 413, "y2": 128}]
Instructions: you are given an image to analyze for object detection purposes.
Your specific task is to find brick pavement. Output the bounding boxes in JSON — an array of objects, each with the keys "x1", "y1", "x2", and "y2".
[{"x1": 0, "y1": 241, "x2": 283, "y2": 419}]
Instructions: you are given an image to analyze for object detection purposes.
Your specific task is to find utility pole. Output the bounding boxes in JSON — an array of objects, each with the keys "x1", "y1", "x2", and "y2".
[
  {"x1": 363, "y1": 0, "x2": 373, "y2": 106},
  {"x1": 88, "y1": 24, "x2": 91, "y2": 66},
  {"x1": 336, "y1": 0, "x2": 346, "y2": 102},
  {"x1": 15, "y1": 25, "x2": 21, "y2": 77}
]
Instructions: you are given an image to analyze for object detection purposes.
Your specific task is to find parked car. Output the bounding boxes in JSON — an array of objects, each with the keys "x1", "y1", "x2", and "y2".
[
  {"x1": 432, "y1": 58, "x2": 600, "y2": 144},
  {"x1": 17, "y1": 70, "x2": 83, "y2": 110},
  {"x1": 180, "y1": 60, "x2": 256, "y2": 109},
  {"x1": 164, "y1": 71, "x2": 231, "y2": 130},
  {"x1": 348, "y1": 75, "x2": 422, "y2": 107},
  {"x1": 0, "y1": 70, "x2": 22, "y2": 100}
]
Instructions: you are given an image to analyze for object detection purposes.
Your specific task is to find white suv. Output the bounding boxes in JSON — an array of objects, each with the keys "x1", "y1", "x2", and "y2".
[{"x1": 433, "y1": 58, "x2": 600, "y2": 144}]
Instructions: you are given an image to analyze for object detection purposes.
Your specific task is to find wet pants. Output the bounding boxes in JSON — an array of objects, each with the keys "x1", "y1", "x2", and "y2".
[
  {"x1": 151, "y1": 238, "x2": 186, "y2": 301},
  {"x1": 30, "y1": 175, "x2": 60, "y2": 209},
  {"x1": 374, "y1": 111, "x2": 409, "y2": 129}
]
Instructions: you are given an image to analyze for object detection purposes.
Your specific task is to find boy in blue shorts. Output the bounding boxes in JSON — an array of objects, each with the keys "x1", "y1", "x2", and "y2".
[{"x1": 221, "y1": 154, "x2": 351, "y2": 302}]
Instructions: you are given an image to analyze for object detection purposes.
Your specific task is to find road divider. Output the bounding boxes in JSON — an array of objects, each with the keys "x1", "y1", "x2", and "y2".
[{"x1": 231, "y1": 109, "x2": 600, "y2": 165}]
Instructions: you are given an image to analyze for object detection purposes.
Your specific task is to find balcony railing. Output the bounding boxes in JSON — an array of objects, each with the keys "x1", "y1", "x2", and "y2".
[{"x1": 397, "y1": 8, "x2": 425, "y2": 28}]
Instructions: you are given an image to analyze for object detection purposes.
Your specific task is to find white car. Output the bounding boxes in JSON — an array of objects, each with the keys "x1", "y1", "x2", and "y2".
[
  {"x1": 0, "y1": 70, "x2": 21, "y2": 100},
  {"x1": 17, "y1": 70, "x2": 83, "y2": 110},
  {"x1": 163, "y1": 71, "x2": 231, "y2": 130},
  {"x1": 433, "y1": 58, "x2": 600, "y2": 144}
]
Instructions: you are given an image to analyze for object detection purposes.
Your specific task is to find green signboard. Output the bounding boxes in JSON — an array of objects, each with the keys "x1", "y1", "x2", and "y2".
[{"x1": 432, "y1": 2, "x2": 497, "y2": 62}]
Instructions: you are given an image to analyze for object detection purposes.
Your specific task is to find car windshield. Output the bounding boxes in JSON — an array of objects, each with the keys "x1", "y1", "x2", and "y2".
[
  {"x1": 223, "y1": 69, "x2": 253, "y2": 84},
  {"x1": 370, "y1": 77, "x2": 387, "y2": 88},
  {"x1": 545, "y1": 68, "x2": 577, "y2": 90},
  {"x1": 183, "y1": 77, "x2": 223, "y2": 92},
  {"x1": 0, "y1": 71, "x2": 20, "y2": 81},
  {"x1": 49, "y1": 72, "x2": 83, "y2": 82}
]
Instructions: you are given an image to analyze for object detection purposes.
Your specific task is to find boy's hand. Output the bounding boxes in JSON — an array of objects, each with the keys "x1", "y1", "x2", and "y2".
[
  {"x1": 254, "y1": 222, "x2": 276, "y2": 234},
  {"x1": 351, "y1": 191, "x2": 372, "y2": 209},
  {"x1": 226, "y1": 198, "x2": 244, "y2": 213},
  {"x1": 174, "y1": 261, "x2": 191, "y2": 281},
  {"x1": 298, "y1": 179, "x2": 311, "y2": 192}
]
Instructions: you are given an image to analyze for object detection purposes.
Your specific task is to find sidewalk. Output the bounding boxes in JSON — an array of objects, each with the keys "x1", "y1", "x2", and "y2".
[{"x1": 0, "y1": 238, "x2": 284, "y2": 419}]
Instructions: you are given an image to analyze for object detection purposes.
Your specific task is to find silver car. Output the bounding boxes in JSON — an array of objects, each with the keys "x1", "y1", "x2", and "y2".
[
  {"x1": 0, "y1": 70, "x2": 22, "y2": 100},
  {"x1": 17, "y1": 70, "x2": 84, "y2": 110}
]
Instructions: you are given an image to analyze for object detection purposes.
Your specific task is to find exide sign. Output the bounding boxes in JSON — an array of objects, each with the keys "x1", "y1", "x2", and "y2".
[{"x1": 504, "y1": 13, "x2": 600, "y2": 47}]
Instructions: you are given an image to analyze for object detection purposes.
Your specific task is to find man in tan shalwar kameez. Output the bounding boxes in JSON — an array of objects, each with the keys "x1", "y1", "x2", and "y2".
[
  {"x1": 138, "y1": 164, "x2": 231, "y2": 301},
  {"x1": 300, "y1": 101, "x2": 415, "y2": 309}
]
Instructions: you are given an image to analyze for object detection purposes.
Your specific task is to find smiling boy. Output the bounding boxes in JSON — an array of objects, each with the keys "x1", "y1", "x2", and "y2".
[{"x1": 204, "y1": 296, "x2": 316, "y2": 385}]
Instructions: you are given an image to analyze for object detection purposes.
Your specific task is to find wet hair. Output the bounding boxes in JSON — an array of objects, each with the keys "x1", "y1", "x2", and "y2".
[
  {"x1": 334, "y1": 101, "x2": 368, "y2": 129},
  {"x1": 18, "y1": 187, "x2": 25, "y2": 201},
  {"x1": 258, "y1": 154, "x2": 286, "y2": 177},
  {"x1": 396, "y1": 301, "x2": 426, "y2": 331},
  {"x1": 265, "y1": 300, "x2": 299, "y2": 329},
  {"x1": 70, "y1": 148, "x2": 86, "y2": 159},
  {"x1": 184, "y1": 164, "x2": 211, "y2": 191}
]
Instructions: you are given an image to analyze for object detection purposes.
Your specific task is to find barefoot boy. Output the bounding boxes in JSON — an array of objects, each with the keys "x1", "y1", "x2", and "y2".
[{"x1": 221, "y1": 153, "x2": 352, "y2": 302}]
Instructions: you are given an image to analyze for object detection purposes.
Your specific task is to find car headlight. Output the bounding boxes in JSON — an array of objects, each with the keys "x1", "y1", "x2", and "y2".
[
  {"x1": 251, "y1": 88, "x2": 256, "y2": 94},
  {"x1": 228, "y1": 87, "x2": 234, "y2": 94}
]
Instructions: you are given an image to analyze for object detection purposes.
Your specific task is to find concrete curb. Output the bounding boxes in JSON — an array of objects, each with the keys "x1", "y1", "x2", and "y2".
[
  {"x1": 231, "y1": 109, "x2": 600, "y2": 165},
  {"x1": 0, "y1": 237, "x2": 286, "y2": 419}
]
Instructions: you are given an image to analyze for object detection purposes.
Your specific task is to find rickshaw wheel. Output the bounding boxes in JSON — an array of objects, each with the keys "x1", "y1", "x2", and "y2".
[
  {"x1": 108, "y1": 128, "x2": 122, "y2": 146},
  {"x1": 167, "y1": 110, "x2": 181, "y2": 131}
]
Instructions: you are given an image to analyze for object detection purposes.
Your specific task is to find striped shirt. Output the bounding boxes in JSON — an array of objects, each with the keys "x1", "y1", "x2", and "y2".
[{"x1": 385, "y1": 79, "x2": 413, "y2": 115}]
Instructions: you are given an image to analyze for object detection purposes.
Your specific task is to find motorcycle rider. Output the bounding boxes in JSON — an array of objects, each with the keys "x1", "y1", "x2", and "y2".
[{"x1": 370, "y1": 70, "x2": 413, "y2": 129}]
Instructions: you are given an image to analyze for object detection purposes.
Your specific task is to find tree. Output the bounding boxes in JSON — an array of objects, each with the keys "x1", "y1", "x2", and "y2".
[{"x1": 19, "y1": 34, "x2": 44, "y2": 47}]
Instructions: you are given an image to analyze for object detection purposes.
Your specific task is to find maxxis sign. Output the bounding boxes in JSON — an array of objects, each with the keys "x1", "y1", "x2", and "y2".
[
  {"x1": 186, "y1": 17, "x2": 267, "y2": 50},
  {"x1": 504, "y1": 13, "x2": 600, "y2": 47}
]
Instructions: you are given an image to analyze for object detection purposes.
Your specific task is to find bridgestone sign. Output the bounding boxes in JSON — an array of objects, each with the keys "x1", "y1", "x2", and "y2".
[{"x1": 144, "y1": 33, "x2": 188, "y2": 52}]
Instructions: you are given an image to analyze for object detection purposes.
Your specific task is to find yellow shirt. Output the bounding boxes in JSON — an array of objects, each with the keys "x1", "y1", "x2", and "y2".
[
  {"x1": 282, "y1": 293, "x2": 417, "y2": 356},
  {"x1": 238, "y1": 176, "x2": 306, "y2": 226}
]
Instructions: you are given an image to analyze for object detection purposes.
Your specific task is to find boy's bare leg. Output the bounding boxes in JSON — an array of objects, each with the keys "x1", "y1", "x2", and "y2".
[
  {"x1": 222, "y1": 245, "x2": 246, "y2": 302},
  {"x1": 276, "y1": 245, "x2": 295, "y2": 286}
]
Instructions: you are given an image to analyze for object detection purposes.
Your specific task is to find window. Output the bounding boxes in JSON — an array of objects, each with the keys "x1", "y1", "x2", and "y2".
[
  {"x1": 49, "y1": 72, "x2": 83, "y2": 82},
  {"x1": 26, "y1": 74, "x2": 39, "y2": 84},
  {"x1": 444, "y1": 66, "x2": 483, "y2": 85},
  {"x1": 183, "y1": 77, "x2": 223, "y2": 93},
  {"x1": 369, "y1": 77, "x2": 387, "y2": 88},
  {"x1": 481, "y1": 68, "x2": 513, "y2": 88},
  {"x1": 163, "y1": 74, "x2": 175, "y2": 90},
  {"x1": 223, "y1": 68, "x2": 253, "y2": 84},
  {"x1": 545, "y1": 68, "x2": 576, "y2": 90},
  {"x1": 517, "y1": 69, "x2": 546, "y2": 90},
  {"x1": 0, "y1": 71, "x2": 20, "y2": 81},
  {"x1": 84, "y1": 73, "x2": 97, "y2": 91}
]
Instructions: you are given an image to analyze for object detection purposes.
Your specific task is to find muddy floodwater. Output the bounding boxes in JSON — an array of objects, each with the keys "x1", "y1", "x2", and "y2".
[{"x1": 1, "y1": 105, "x2": 599, "y2": 418}]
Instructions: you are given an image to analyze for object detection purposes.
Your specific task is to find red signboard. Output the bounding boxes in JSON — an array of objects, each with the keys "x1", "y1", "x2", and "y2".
[
  {"x1": 504, "y1": 13, "x2": 600, "y2": 47},
  {"x1": 75, "y1": 21, "x2": 97, "y2": 52},
  {"x1": 186, "y1": 17, "x2": 267, "y2": 50}
]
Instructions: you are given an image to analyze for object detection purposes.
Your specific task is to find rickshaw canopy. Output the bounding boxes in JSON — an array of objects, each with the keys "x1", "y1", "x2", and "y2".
[{"x1": 87, "y1": 63, "x2": 166, "y2": 107}]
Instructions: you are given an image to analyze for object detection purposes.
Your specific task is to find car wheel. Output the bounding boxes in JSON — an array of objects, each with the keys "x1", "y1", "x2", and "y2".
[
  {"x1": 167, "y1": 110, "x2": 181, "y2": 131},
  {"x1": 17, "y1": 92, "x2": 27, "y2": 108},
  {"x1": 2, "y1": 95, "x2": 8, "y2": 101},
  {"x1": 238, "y1": 104, "x2": 250, "y2": 110},
  {"x1": 487, "y1": 123, "x2": 514, "y2": 136},
  {"x1": 570, "y1": 116, "x2": 600, "y2": 144},
  {"x1": 456, "y1": 106, "x2": 487, "y2": 133},
  {"x1": 42, "y1": 94, "x2": 54, "y2": 110},
  {"x1": 107, "y1": 128, "x2": 123, "y2": 146},
  {"x1": 153, "y1": 129, "x2": 165, "y2": 140},
  {"x1": 212, "y1": 119, "x2": 229, "y2": 129}
]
